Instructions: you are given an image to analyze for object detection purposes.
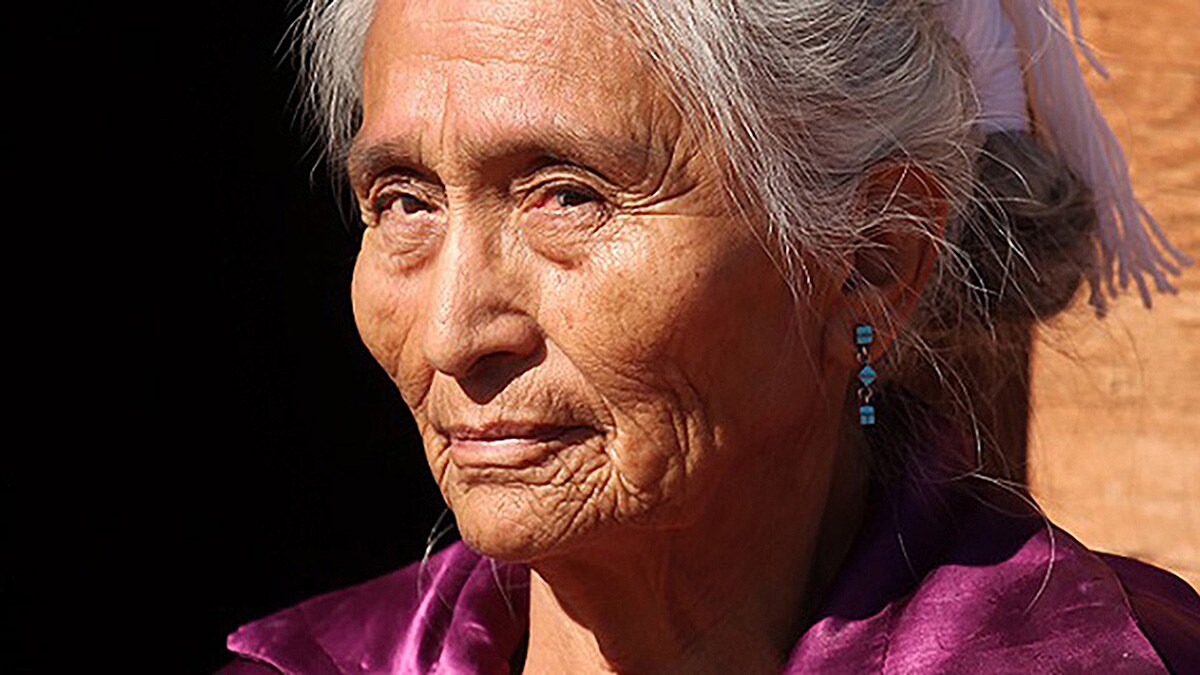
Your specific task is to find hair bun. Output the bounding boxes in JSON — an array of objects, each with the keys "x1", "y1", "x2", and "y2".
[{"x1": 952, "y1": 131, "x2": 1097, "y2": 324}]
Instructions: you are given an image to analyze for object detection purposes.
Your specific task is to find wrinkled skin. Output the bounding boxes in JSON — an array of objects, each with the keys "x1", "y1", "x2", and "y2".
[
  {"x1": 347, "y1": 0, "x2": 936, "y2": 670},
  {"x1": 351, "y1": 0, "x2": 839, "y2": 561}
]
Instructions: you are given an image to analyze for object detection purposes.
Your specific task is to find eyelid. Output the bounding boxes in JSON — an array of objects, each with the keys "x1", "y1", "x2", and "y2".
[
  {"x1": 545, "y1": 181, "x2": 602, "y2": 201},
  {"x1": 365, "y1": 176, "x2": 443, "y2": 217},
  {"x1": 522, "y1": 183, "x2": 606, "y2": 218},
  {"x1": 516, "y1": 166, "x2": 614, "y2": 205}
]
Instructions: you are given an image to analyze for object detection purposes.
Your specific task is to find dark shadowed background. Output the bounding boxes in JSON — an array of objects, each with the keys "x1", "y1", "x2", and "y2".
[{"x1": 140, "y1": 4, "x2": 448, "y2": 671}]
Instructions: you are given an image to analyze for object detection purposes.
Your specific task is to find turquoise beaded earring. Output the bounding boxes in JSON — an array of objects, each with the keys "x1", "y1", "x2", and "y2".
[{"x1": 855, "y1": 324, "x2": 877, "y2": 426}]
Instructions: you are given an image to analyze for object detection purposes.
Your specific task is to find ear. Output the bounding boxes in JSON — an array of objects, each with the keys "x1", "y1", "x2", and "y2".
[{"x1": 822, "y1": 163, "x2": 948, "y2": 373}]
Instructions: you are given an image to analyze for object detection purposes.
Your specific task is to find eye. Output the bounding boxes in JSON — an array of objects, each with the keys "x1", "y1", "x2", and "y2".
[
  {"x1": 399, "y1": 193, "x2": 434, "y2": 214},
  {"x1": 535, "y1": 184, "x2": 605, "y2": 213},
  {"x1": 374, "y1": 191, "x2": 434, "y2": 216},
  {"x1": 362, "y1": 180, "x2": 443, "y2": 230},
  {"x1": 551, "y1": 187, "x2": 599, "y2": 208}
]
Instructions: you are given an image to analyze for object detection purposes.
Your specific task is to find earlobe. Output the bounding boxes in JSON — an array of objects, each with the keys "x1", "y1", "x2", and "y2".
[{"x1": 822, "y1": 292, "x2": 886, "y2": 373}]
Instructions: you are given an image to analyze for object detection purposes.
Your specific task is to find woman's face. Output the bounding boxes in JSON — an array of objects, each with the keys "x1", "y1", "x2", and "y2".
[{"x1": 351, "y1": 0, "x2": 843, "y2": 561}]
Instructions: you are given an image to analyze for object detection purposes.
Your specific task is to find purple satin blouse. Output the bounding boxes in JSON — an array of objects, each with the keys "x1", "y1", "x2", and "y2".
[{"x1": 221, "y1": 420, "x2": 1200, "y2": 674}]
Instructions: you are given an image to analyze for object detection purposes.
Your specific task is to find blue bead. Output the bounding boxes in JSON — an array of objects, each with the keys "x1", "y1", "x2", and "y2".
[
  {"x1": 858, "y1": 364, "x2": 877, "y2": 386},
  {"x1": 859, "y1": 404, "x2": 876, "y2": 426},
  {"x1": 855, "y1": 324, "x2": 874, "y2": 345}
]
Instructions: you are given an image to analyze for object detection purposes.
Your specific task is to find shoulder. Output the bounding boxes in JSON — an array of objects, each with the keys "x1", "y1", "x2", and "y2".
[
  {"x1": 891, "y1": 518, "x2": 1197, "y2": 673},
  {"x1": 222, "y1": 542, "x2": 528, "y2": 675},
  {"x1": 792, "y1": 477, "x2": 1199, "y2": 673},
  {"x1": 1098, "y1": 552, "x2": 1200, "y2": 673},
  {"x1": 899, "y1": 485, "x2": 1200, "y2": 673}
]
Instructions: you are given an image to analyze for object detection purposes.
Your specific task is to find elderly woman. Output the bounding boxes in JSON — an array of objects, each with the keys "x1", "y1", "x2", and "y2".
[{"x1": 222, "y1": 0, "x2": 1198, "y2": 672}]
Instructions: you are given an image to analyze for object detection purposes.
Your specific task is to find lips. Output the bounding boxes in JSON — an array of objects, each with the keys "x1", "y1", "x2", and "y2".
[{"x1": 443, "y1": 422, "x2": 599, "y2": 468}]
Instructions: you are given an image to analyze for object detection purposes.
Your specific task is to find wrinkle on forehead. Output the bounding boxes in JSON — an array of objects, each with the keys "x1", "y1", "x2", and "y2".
[
  {"x1": 362, "y1": 0, "x2": 631, "y2": 106},
  {"x1": 356, "y1": 0, "x2": 684, "y2": 191}
]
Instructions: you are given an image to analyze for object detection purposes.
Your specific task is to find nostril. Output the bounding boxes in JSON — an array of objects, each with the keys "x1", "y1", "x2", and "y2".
[
  {"x1": 456, "y1": 342, "x2": 548, "y2": 404},
  {"x1": 423, "y1": 309, "x2": 544, "y2": 378}
]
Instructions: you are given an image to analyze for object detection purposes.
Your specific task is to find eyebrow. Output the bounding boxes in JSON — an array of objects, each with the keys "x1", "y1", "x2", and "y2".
[
  {"x1": 346, "y1": 127, "x2": 654, "y2": 192},
  {"x1": 346, "y1": 142, "x2": 425, "y2": 190}
]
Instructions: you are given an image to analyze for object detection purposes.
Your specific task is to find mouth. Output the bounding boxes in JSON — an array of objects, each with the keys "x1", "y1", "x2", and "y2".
[{"x1": 444, "y1": 422, "x2": 600, "y2": 469}]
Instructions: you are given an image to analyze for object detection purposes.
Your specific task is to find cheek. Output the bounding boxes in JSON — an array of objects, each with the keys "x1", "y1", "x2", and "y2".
[
  {"x1": 351, "y1": 241, "x2": 430, "y2": 402},
  {"x1": 544, "y1": 221, "x2": 817, "y2": 507},
  {"x1": 669, "y1": 241, "x2": 830, "y2": 455},
  {"x1": 540, "y1": 228, "x2": 731, "y2": 494}
]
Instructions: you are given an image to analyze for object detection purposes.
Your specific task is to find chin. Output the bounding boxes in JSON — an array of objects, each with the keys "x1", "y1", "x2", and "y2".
[
  {"x1": 447, "y1": 480, "x2": 614, "y2": 563},
  {"x1": 457, "y1": 523, "x2": 555, "y2": 563}
]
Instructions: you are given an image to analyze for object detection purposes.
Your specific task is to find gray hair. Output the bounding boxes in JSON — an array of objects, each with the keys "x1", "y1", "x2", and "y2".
[
  {"x1": 294, "y1": 0, "x2": 1095, "y2": 478},
  {"x1": 297, "y1": 0, "x2": 973, "y2": 280}
]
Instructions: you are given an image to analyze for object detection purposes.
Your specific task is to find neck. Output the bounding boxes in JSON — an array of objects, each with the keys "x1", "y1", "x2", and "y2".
[{"x1": 520, "y1": 418, "x2": 868, "y2": 674}]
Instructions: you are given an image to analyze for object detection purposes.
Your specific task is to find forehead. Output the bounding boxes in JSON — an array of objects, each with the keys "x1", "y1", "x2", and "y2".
[
  {"x1": 365, "y1": 0, "x2": 620, "y2": 70},
  {"x1": 356, "y1": 0, "x2": 676, "y2": 179}
]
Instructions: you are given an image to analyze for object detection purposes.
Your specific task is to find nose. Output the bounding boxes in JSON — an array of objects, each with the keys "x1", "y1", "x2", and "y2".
[{"x1": 421, "y1": 216, "x2": 543, "y2": 401}]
